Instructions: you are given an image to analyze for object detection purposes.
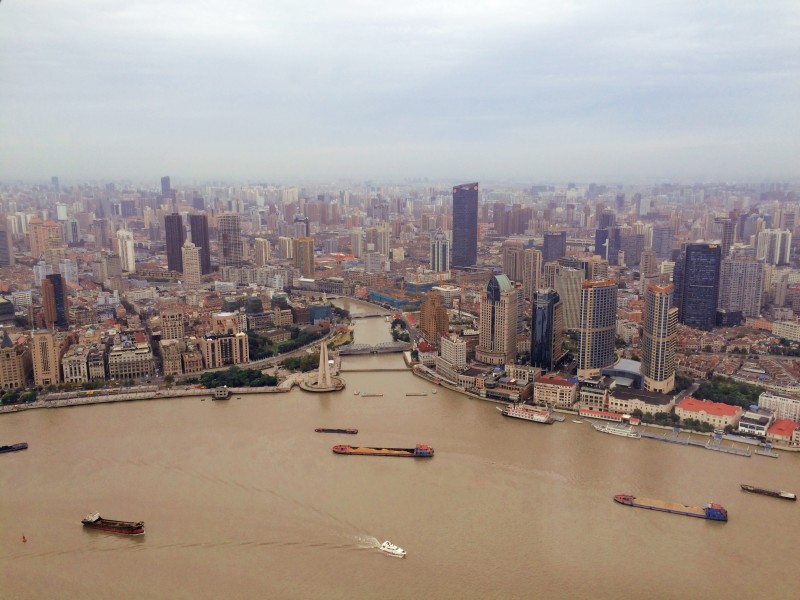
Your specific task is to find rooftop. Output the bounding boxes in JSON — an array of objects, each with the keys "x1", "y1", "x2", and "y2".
[{"x1": 678, "y1": 397, "x2": 741, "y2": 417}]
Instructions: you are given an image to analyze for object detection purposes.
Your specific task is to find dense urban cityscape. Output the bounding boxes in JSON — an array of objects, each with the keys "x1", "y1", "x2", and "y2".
[{"x1": 0, "y1": 178, "x2": 799, "y2": 446}]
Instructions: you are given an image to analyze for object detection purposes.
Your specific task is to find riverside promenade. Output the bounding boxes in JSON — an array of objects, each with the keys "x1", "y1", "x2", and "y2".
[{"x1": 0, "y1": 375, "x2": 301, "y2": 414}]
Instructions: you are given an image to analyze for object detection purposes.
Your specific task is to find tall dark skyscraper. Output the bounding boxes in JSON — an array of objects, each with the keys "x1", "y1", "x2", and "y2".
[
  {"x1": 542, "y1": 231, "x2": 567, "y2": 264},
  {"x1": 42, "y1": 273, "x2": 68, "y2": 328},
  {"x1": 189, "y1": 214, "x2": 212, "y2": 275},
  {"x1": 218, "y1": 214, "x2": 242, "y2": 268},
  {"x1": 530, "y1": 288, "x2": 564, "y2": 373},
  {"x1": 651, "y1": 225, "x2": 674, "y2": 259},
  {"x1": 164, "y1": 213, "x2": 185, "y2": 272},
  {"x1": 0, "y1": 221, "x2": 14, "y2": 267},
  {"x1": 161, "y1": 176, "x2": 171, "y2": 198},
  {"x1": 673, "y1": 243, "x2": 721, "y2": 330},
  {"x1": 451, "y1": 183, "x2": 478, "y2": 268}
]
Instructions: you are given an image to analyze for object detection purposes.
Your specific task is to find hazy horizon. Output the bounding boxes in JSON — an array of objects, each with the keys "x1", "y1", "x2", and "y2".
[{"x1": 2, "y1": 1, "x2": 798, "y2": 183}]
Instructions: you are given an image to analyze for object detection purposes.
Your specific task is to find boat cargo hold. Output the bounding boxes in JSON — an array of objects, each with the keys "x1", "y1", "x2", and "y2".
[
  {"x1": 613, "y1": 494, "x2": 728, "y2": 521},
  {"x1": 332, "y1": 444, "x2": 434, "y2": 458},
  {"x1": 740, "y1": 484, "x2": 796, "y2": 501},
  {"x1": 81, "y1": 513, "x2": 145, "y2": 535},
  {"x1": 0, "y1": 442, "x2": 28, "y2": 454},
  {"x1": 497, "y1": 404, "x2": 554, "y2": 424},
  {"x1": 315, "y1": 428, "x2": 358, "y2": 434}
]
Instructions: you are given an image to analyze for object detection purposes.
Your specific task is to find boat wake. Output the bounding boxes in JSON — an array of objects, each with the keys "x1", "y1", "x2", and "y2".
[{"x1": 354, "y1": 535, "x2": 381, "y2": 549}]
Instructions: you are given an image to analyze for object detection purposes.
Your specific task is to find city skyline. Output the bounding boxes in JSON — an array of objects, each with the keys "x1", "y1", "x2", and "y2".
[{"x1": 1, "y1": 1, "x2": 798, "y2": 182}]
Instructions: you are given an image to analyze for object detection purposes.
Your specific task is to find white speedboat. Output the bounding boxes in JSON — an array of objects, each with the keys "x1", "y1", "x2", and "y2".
[{"x1": 379, "y1": 540, "x2": 406, "y2": 558}]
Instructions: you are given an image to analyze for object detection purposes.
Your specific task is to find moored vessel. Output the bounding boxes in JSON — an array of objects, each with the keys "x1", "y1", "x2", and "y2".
[
  {"x1": 81, "y1": 513, "x2": 145, "y2": 535},
  {"x1": 315, "y1": 428, "x2": 358, "y2": 434},
  {"x1": 613, "y1": 494, "x2": 727, "y2": 521},
  {"x1": 0, "y1": 442, "x2": 28, "y2": 454},
  {"x1": 592, "y1": 422, "x2": 641, "y2": 438},
  {"x1": 332, "y1": 444, "x2": 433, "y2": 457},
  {"x1": 213, "y1": 387, "x2": 230, "y2": 399},
  {"x1": 740, "y1": 484, "x2": 796, "y2": 501},
  {"x1": 379, "y1": 540, "x2": 406, "y2": 557},
  {"x1": 497, "y1": 404, "x2": 554, "y2": 424}
]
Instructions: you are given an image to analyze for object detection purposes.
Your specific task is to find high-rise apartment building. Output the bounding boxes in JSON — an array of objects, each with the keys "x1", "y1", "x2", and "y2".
[
  {"x1": 430, "y1": 229, "x2": 450, "y2": 272},
  {"x1": 293, "y1": 237, "x2": 315, "y2": 278},
  {"x1": 501, "y1": 242, "x2": 526, "y2": 283},
  {"x1": 28, "y1": 218, "x2": 62, "y2": 258},
  {"x1": 641, "y1": 283, "x2": 678, "y2": 393},
  {"x1": 451, "y1": 183, "x2": 478, "y2": 268},
  {"x1": 160, "y1": 310, "x2": 185, "y2": 341},
  {"x1": 553, "y1": 266, "x2": 584, "y2": 330},
  {"x1": 218, "y1": 214, "x2": 242, "y2": 268},
  {"x1": 673, "y1": 243, "x2": 721, "y2": 330},
  {"x1": 718, "y1": 256, "x2": 764, "y2": 318},
  {"x1": 577, "y1": 279, "x2": 617, "y2": 378},
  {"x1": 254, "y1": 238, "x2": 271, "y2": 267},
  {"x1": 181, "y1": 241, "x2": 201, "y2": 287},
  {"x1": 755, "y1": 229, "x2": 791, "y2": 266},
  {"x1": 530, "y1": 288, "x2": 564, "y2": 373},
  {"x1": 164, "y1": 213, "x2": 185, "y2": 272},
  {"x1": 475, "y1": 274, "x2": 517, "y2": 365},
  {"x1": 542, "y1": 231, "x2": 567, "y2": 264},
  {"x1": 189, "y1": 214, "x2": 211, "y2": 275},
  {"x1": 0, "y1": 220, "x2": 14, "y2": 267},
  {"x1": 714, "y1": 217, "x2": 735, "y2": 258},
  {"x1": 116, "y1": 229, "x2": 136, "y2": 272}
]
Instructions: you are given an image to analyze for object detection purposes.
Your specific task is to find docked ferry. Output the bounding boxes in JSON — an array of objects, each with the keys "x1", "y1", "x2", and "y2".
[
  {"x1": 497, "y1": 404, "x2": 554, "y2": 425},
  {"x1": 592, "y1": 422, "x2": 641, "y2": 438}
]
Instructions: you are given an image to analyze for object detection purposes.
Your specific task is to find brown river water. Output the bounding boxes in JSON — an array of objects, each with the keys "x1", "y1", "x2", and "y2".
[{"x1": 1, "y1": 298, "x2": 798, "y2": 599}]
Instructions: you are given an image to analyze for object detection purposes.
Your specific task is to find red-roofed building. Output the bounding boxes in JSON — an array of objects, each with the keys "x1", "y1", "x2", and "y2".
[
  {"x1": 676, "y1": 397, "x2": 743, "y2": 429},
  {"x1": 534, "y1": 373, "x2": 578, "y2": 408},
  {"x1": 416, "y1": 341, "x2": 438, "y2": 367},
  {"x1": 766, "y1": 419, "x2": 798, "y2": 443}
]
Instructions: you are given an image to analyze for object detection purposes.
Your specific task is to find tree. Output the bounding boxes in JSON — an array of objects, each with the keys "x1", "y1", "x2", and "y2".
[{"x1": 164, "y1": 375, "x2": 174, "y2": 386}]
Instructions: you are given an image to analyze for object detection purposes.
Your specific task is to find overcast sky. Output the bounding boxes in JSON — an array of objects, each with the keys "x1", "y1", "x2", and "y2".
[{"x1": 1, "y1": 1, "x2": 798, "y2": 184}]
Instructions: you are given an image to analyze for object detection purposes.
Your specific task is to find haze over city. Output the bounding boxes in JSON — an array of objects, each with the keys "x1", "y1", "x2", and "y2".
[{"x1": 2, "y1": 0, "x2": 798, "y2": 183}]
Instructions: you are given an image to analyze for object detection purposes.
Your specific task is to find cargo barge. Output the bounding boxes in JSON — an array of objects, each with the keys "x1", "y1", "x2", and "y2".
[
  {"x1": 613, "y1": 494, "x2": 727, "y2": 521},
  {"x1": 332, "y1": 444, "x2": 433, "y2": 457},
  {"x1": 0, "y1": 442, "x2": 28, "y2": 454},
  {"x1": 82, "y1": 513, "x2": 145, "y2": 535},
  {"x1": 497, "y1": 404, "x2": 554, "y2": 424},
  {"x1": 740, "y1": 484, "x2": 796, "y2": 501},
  {"x1": 315, "y1": 428, "x2": 358, "y2": 434}
]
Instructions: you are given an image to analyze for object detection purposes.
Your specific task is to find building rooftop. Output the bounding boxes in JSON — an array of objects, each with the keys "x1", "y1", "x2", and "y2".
[
  {"x1": 678, "y1": 397, "x2": 741, "y2": 417},
  {"x1": 767, "y1": 419, "x2": 798, "y2": 437}
]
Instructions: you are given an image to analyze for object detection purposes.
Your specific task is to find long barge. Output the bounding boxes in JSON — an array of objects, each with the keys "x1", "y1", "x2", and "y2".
[
  {"x1": 614, "y1": 494, "x2": 727, "y2": 521},
  {"x1": 315, "y1": 428, "x2": 358, "y2": 434},
  {"x1": 740, "y1": 484, "x2": 796, "y2": 501},
  {"x1": 332, "y1": 444, "x2": 434, "y2": 457},
  {"x1": 0, "y1": 442, "x2": 28, "y2": 454},
  {"x1": 82, "y1": 513, "x2": 145, "y2": 535}
]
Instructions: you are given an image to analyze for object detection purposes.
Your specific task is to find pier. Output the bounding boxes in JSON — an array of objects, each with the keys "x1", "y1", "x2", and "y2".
[{"x1": 641, "y1": 427, "x2": 751, "y2": 457}]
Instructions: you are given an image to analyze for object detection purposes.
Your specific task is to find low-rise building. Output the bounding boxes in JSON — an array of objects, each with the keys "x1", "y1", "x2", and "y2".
[
  {"x1": 534, "y1": 373, "x2": 578, "y2": 408},
  {"x1": 758, "y1": 391, "x2": 800, "y2": 422},
  {"x1": 62, "y1": 344, "x2": 90, "y2": 384},
  {"x1": 766, "y1": 419, "x2": 798, "y2": 444},
  {"x1": 607, "y1": 387, "x2": 674, "y2": 416},
  {"x1": 675, "y1": 397, "x2": 742, "y2": 429},
  {"x1": 107, "y1": 337, "x2": 154, "y2": 381},
  {"x1": 737, "y1": 408, "x2": 775, "y2": 437},
  {"x1": 578, "y1": 377, "x2": 612, "y2": 411}
]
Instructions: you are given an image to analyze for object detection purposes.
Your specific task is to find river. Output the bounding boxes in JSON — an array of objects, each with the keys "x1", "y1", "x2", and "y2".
[{"x1": 1, "y1": 297, "x2": 798, "y2": 599}]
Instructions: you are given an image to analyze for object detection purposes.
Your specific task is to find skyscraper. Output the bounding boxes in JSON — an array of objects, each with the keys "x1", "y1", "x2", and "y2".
[
  {"x1": 161, "y1": 176, "x2": 171, "y2": 198},
  {"x1": 189, "y1": 214, "x2": 211, "y2": 275},
  {"x1": 577, "y1": 279, "x2": 617, "y2": 378},
  {"x1": 641, "y1": 283, "x2": 678, "y2": 393},
  {"x1": 164, "y1": 213, "x2": 185, "y2": 272},
  {"x1": 116, "y1": 229, "x2": 136, "y2": 272},
  {"x1": 553, "y1": 266, "x2": 584, "y2": 330},
  {"x1": 181, "y1": 241, "x2": 201, "y2": 287},
  {"x1": 254, "y1": 238, "x2": 271, "y2": 267},
  {"x1": 755, "y1": 229, "x2": 791, "y2": 266},
  {"x1": 673, "y1": 243, "x2": 721, "y2": 330},
  {"x1": 714, "y1": 217, "x2": 735, "y2": 258},
  {"x1": 42, "y1": 273, "x2": 68, "y2": 329},
  {"x1": 31, "y1": 331, "x2": 61, "y2": 387},
  {"x1": 451, "y1": 183, "x2": 478, "y2": 268},
  {"x1": 293, "y1": 237, "x2": 315, "y2": 278},
  {"x1": 419, "y1": 290, "x2": 449, "y2": 347},
  {"x1": 530, "y1": 288, "x2": 564, "y2": 373},
  {"x1": 475, "y1": 274, "x2": 517, "y2": 365},
  {"x1": 0, "y1": 220, "x2": 14, "y2": 267},
  {"x1": 542, "y1": 231, "x2": 567, "y2": 264},
  {"x1": 218, "y1": 214, "x2": 242, "y2": 268},
  {"x1": 501, "y1": 241, "x2": 526, "y2": 283},
  {"x1": 718, "y1": 256, "x2": 764, "y2": 318},
  {"x1": 522, "y1": 248, "x2": 542, "y2": 301},
  {"x1": 429, "y1": 229, "x2": 450, "y2": 272},
  {"x1": 651, "y1": 225, "x2": 674, "y2": 259}
]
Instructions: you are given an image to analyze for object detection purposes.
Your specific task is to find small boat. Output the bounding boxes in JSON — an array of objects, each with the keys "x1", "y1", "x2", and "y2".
[
  {"x1": 379, "y1": 540, "x2": 406, "y2": 557},
  {"x1": 81, "y1": 513, "x2": 145, "y2": 535},
  {"x1": 360, "y1": 393, "x2": 383, "y2": 398},
  {"x1": 0, "y1": 442, "x2": 28, "y2": 454},
  {"x1": 572, "y1": 419, "x2": 584, "y2": 424},
  {"x1": 315, "y1": 428, "x2": 358, "y2": 434},
  {"x1": 405, "y1": 392, "x2": 428, "y2": 396},
  {"x1": 353, "y1": 391, "x2": 360, "y2": 396},
  {"x1": 740, "y1": 484, "x2": 796, "y2": 501},
  {"x1": 213, "y1": 387, "x2": 230, "y2": 400}
]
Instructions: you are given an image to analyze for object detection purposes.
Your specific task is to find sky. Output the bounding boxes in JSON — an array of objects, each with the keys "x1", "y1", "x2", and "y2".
[{"x1": 1, "y1": 0, "x2": 798, "y2": 184}]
